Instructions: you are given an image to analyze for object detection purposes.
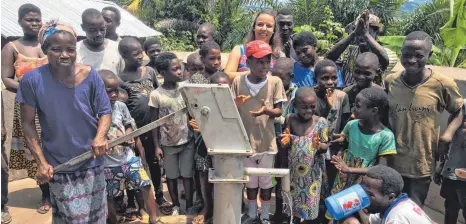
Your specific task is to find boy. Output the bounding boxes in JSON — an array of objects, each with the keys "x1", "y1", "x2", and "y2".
[
  {"x1": 231, "y1": 40, "x2": 287, "y2": 223},
  {"x1": 196, "y1": 23, "x2": 216, "y2": 48},
  {"x1": 210, "y1": 71, "x2": 230, "y2": 85},
  {"x1": 118, "y1": 37, "x2": 173, "y2": 215},
  {"x1": 436, "y1": 99, "x2": 465, "y2": 224},
  {"x1": 327, "y1": 10, "x2": 389, "y2": 86},
  {"x1": 102, "y1": 6, "x2": 121, "y2": 42},
  {"x1": 144, "y1": 37, "x2": 162, "y2": 71},
  {"x1": 385, "y1": 31, "x2": 463, "y2": 207},
  {"x1": 292, "y1": 32, "x2": 344, "y2": 88},
  {"x1": 185, "y1": 53, "x2": 204, "y2": 81},
  {"x1": 99, "y1": 70, "x2": 159, "y2": 224},
  {"x1": 150, "y1": 52, "x2": 195, "y2": 215},
  {"x1": 313, "y1": 59, "x2": 351, "y2": 185},
  {"x1": 358, "y1": 166, "x2": 435, "y2": 224},
  {"x1": 77, "y1": 8, "x2": 123, "y2": 75},
  {"x1": 189, "y1": 40, "x2": 222, "y2": 84},
  {"x1": 343, "y1": 52, "x2": 383, "y2": 113}
]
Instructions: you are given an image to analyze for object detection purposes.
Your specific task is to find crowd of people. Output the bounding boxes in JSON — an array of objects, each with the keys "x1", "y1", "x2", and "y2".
[{"x1": 1, "y1": 3, "x2": 465, "y2": 224}]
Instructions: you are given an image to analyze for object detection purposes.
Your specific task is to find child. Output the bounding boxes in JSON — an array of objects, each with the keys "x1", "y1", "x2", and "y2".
[
  {"x1": 102, "y1": 6, "x2": 121, "y2": 42},
  {"x1": 196, "y1": 23, "x2": 216, "y2": 48},
  {"x1": 190, "y1": 71, "x2": 231, "y2": 224},
  {"x1": 150, "y1": 52, "x2": 195, "y2": 215},
  {"x1": 313, "y1": 59, "x2": 351, "y2": 186},
  {"x1": 98, "y1": 70, "x2": 159, "y2": 224},
  {"x1": 329, "y1": 88, "x2": 396, "y2": 216},
  {"x1": 210, "y1": 71, "x2": 230, "y2": 85},
  {"x1": 185, "y1": 53, "x2": 204, "y2": 81},
  {"x1": 143, "y1": 37, "x2": 164, "y2": 84},
  {"x1": 118, "y1": 37, "x2": 173, "y2": 216},
  {"x1": 385, "y1": 31, "x2": 463, "y2": 207},
  {"x1": 189, "y1": 40, "x2": 222, "y2": 84},
  {"x1": 280, "y1": 87, "x2": 329, "y2": 223},
  {"x1": 270, "y1": 57, "x2": 295, "y2": 223},
  {"x1": 292, "y1": 32, "x2": 344, "y2": 88},
  {"x1": 231, "y1": 40, "x2": 287, "y2": 223},
  {"x1": 188, "y1": 40, "x2": 222, "y2": 220},
  {"x1": 343, "y1": 52, "x2": 383, "y2": 114},
  {"x1": 434, "y1": 99, "x2": 465, "y2": 224},
  {"x1": 144, "y1": 37, "x2": 162, "y2": 71}
]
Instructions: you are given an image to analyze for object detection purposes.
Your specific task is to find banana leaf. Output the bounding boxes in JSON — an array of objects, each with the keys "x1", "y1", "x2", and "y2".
[
  {"x1": 378, "y1": 36, "x2": 442, "y2": 53},
  {"x1": 440, "y1": 0, "x2": 466, "y2": 66}
]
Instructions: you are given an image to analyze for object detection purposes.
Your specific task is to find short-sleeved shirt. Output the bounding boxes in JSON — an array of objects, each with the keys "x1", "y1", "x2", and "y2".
[
  {"x1": 343, "y1": 83, "x2": 383, "y2": 113},
  {"x1": 16, "y1": 65, "x2": 112, "y2": 172},
  {"x1": 441, "y1": 99, "x2": 466, "y2": 181},
  {"x1": 331, "y1": 120, "x2": 396, "y2": 194},
  {"x1": 119, "y1": 66, "x2": 160, "y2": 128},
  {"x1": 76, "y1": 39, "x2": 124, "y2": 75},
  {"x1": 369, "y1": 195, "x2": 435, "y2": 224},
  {"x1": 292, "y1": 62, "x2": 344, "y2": 88},
  {"x1": 232, "y1": 75, "x2": 287, "y2": 154},
  {"x1": 104, "y1": 101, "x2": 136, "y2": 167},
  {"x1": 385, "y1": 71, "x2": 463, "y2": 178},
  {"x1": 316, "y1": 89, "x2": 351, "y2": 134},
  {"x1": 148, "y1": 83, "x2": 191, "y2": 147}
]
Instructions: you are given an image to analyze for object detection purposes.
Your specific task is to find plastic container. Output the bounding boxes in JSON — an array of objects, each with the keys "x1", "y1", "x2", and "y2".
[{"x1": 325, "y1": 184, "x2": 370, "y2": 220}]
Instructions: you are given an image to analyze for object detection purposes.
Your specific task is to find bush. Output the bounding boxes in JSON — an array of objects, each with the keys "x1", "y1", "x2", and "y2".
[{"x1": 158, "y1": 29, "x2": 196, "y2": 52}]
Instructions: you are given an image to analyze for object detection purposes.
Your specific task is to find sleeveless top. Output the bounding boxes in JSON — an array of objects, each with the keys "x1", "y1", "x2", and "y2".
[
  {"x1": 237, "y1": 44, "x2": 283, "y2": 72},
  {"x1": 10, "y1": 42, "x2": 48, "y2": 80}
]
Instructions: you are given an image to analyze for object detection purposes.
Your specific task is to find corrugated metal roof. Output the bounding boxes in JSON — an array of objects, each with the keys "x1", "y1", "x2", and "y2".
[{"x1": 1, "y1": 0, "x2": 161, "y2": 38}]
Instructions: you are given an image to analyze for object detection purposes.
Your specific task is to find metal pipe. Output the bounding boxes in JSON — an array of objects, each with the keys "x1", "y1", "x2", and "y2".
[{"x1": 244, "y1": 168, "x2": 291, "y2": 192}]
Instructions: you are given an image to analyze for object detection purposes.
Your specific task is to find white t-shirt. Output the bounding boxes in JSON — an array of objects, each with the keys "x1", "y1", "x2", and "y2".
[
  {"x1": 369, "y1": 196, "x2": 436, "y2": 224},
  {"x1": 76, "y1": 39, "x2": 124, "y2": 75},
  {"x1": 245, "y1": 75, "x2": 268, "y2": 97}
]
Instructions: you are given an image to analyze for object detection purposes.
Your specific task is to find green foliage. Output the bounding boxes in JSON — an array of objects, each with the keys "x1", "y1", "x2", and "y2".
[
  {"x1": 378, "y1": 35, "x2": 466, "y2": 67},
  {"x1": 294, "y1": 6, "x2": 347, "y2": 55},
  {"x1": 440, "y1": 0, "x2": 466, "y2": 66},
  {"x1": 158, "y1": 29, "x2": 196, "y2": 52}
]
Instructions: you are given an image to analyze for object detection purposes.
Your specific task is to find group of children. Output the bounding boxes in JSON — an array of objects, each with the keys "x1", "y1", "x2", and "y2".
[{"x1": 101, "y1": 24, "x2": 465, "y2": 224}]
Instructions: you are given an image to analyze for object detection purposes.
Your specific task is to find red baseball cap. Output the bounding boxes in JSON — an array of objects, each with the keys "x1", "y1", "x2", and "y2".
[{"x1": 246, "y1": 40, "x2": 273, "y2": 58}]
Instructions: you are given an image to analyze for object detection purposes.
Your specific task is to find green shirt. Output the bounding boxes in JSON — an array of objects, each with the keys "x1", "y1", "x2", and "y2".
[{"x1": 331, "y1": 120, "x2": 397, "y2": 194}]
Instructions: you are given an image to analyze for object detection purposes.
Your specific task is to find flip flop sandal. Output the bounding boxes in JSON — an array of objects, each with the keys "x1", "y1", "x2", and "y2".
[
  {"x1": 1, "y1": 210, "x2": 12, "y2": 224},
  {"x1": 37, "y1": 201, "x2": 51, "y2": 214},
  {"x1": 156, "y1": 201, "x2": 173, "y2": 215},
  {"x1": 125, "y1": 208, "x2": 138, "y2": 222}
]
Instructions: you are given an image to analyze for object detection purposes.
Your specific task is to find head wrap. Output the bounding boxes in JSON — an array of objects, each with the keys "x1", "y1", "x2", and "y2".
[{"x1": 39, "y1": 20, "x2": 77, "y2": 45}]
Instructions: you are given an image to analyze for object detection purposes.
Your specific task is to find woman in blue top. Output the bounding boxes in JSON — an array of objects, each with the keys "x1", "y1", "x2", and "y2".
[{"x1": 224, "y1": 9, "x2": 283, "y2": 81}]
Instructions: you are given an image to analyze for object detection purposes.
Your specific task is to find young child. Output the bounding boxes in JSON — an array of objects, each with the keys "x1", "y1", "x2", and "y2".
[
  {"x1": 435, "y1": 99, "x2": 465, "y2": 224},
  {"x1": 189, "y1": 40, "x2": 222, "y2": 84},
  {"x1": 280, "y1": 87, "x2": 329, "y2": 223},
  {"x1": 328, "y1": 87, "x2": 397, "y2": 220},
  {"x1": 231, "y1": 40, "x2": 287, "y2": 223},
  {"x1": 99, "y1": 70, "x2": 159, "y2": 224},
  {"x1": 187, "y1": 40, "x2": 222, "y2": 220},
  {"x1": 118, "y1": 37, "x2": 173, "y2": 216},
  {"x1": 343, "y1": 52, "x2": 383, "y2": 114},
  {"x1": 143, "y1": 37, "x2": 164, "y2": 84},
  {"x1": 150, "y1": 52, "x2": 195, "y2": 215},
  {"x1": 270, "y1": 57, "x2": 295, "y2": 223},
  {"x1": 292, "y1": 32, "x2": 344, "y2": 88},
  {"x1": 313, "y1": 59, "x2": 351, "y2": 187},
  {"x1": 385, "y1": 31, "x2": 463, "y2": 207},
  {"x1": 185, "y1": 53, "x2": 204, "y2": 81},
  {"x1": 210, "y1": 71, "x2": 230, "y2": 85}
]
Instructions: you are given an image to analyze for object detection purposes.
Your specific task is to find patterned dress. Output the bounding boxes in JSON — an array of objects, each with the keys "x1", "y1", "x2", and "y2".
[
  {"x1": 8, "y1": 42, "x2": 48, "y2": 179},
  {"x1": 289, "y1": 118, "x2": 329, "y2": 220}
]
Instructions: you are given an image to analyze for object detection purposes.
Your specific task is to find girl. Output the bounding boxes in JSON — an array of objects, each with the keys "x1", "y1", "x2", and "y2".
[
  {"x1": 1, "y1": 3, "x2": 50, "y2": 214},
  {"x1": 281, "y1": 87, "x2": 329, "y2": 224}
]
